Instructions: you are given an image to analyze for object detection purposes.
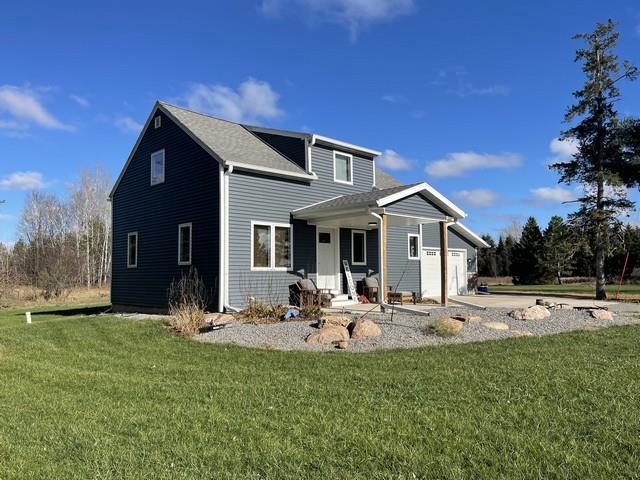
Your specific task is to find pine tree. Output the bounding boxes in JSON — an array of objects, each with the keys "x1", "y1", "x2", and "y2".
[
  {"x1": 477, "y1": 235, "x2": 497, "y2": 277},
  {"x1": 511, "y1": 217, "x2": 544, "y2": 285},
  {"x1": 551, "y1": 20, "x2": 640, "y2": 299},
  {"x1": 541, "y1": 216, "x2": 576, "y2": 284}
]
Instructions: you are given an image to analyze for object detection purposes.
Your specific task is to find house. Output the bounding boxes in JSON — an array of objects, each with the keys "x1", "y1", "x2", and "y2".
[{"x1": 109, "y1": 101, "x2": 488, "y2": 312}]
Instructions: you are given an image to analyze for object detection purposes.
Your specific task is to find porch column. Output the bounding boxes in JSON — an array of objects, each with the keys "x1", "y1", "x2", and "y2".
[
  {"x1": 380, "y1": 214, "x2": 388, "y2": 303},
  {"x1": 440, "y1": 221, "x2": 448, "y2": 306}
]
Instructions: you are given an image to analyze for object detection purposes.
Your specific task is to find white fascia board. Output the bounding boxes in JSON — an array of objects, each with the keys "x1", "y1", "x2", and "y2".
[
  {"x1": 376, "y1": 182, "x2": 467, "y2": 219},
  {"x1": 291, "y1": 195, "x2": 343, "y2": 214},
  {"x1": 227, "y1": 162, "x2": 317, "y2": 181},
  {"x1": 311, "y1": 134, "x2": 381, "y2": 157},
  {"x1": 451, "y1": 222, "x2": 490, "y2": 248}
]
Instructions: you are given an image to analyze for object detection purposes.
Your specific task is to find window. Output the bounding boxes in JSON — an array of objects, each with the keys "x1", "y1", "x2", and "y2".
[
  {"x1": 127, "y1": 232, "x2": 138, "y2": 268},
  {"x1": 351, "y1": 230, "x2": 366, "y2": 265},
  {"x1": 333, "y1": 151, "x2": 353, "y2": 184},
  {"x1": 251, "y1": 222, "x2": 292, "y2": 270},
  {"x1": 408, "y1": 234, "x2": 420, "y2": 260},
  {"x1": 150, "y1": 149, "x2": 165, "y2": 185},
  {"x1": 154, "y1": 116, "x2": 161, "y2": 128},
  {"x1": 178, "y1": 223, "x2": 192, "y2": 265},
  {"x1": 318, "y1": 232, "x2": 331, "y2": 244}
]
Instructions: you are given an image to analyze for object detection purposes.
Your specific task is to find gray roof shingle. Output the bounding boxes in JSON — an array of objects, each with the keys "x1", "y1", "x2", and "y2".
[
  {"x1": 374, "y1": 168, "x2": 403, "y2": 189},
  {"x1": 160, "y1": 102, "x2": 309, "y2": 176}
]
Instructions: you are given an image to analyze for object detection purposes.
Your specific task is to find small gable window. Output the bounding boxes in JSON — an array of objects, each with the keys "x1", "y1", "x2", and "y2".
[
  {"x1": 151, "y1": 149, "x2": 165, "y2": 185},
  {"x1": 408, "y1": 234, "x2": 420, "y2": 260},
  {"x1": 154, "y1": 116, "x2": 162, "y2": 128},
  {"x1": 178, "y1": 223, "x2": 192, "y2": 265},
  {"x1": 334, "y1": 151, "x2": 353, "y2": 185},
  {"x1": 351, "y1": 230, "x2": 366, "y2": 265},
  {"x1": 127, "y1": 232, "x2": 138, "y2": 268}
]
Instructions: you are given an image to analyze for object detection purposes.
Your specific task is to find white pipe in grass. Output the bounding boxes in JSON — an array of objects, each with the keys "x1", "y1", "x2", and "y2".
[{"x1": 25, "y1": 312, "x2": 32, "y2": 324}]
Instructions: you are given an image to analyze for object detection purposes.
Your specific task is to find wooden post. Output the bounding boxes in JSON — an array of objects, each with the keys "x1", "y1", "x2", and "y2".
[
  {"x1": 380, "y1": 214, "x2": 388, "y2": 304},
  {"x1": 440, "y1": 221, "x2": 448, "y2": 306}
]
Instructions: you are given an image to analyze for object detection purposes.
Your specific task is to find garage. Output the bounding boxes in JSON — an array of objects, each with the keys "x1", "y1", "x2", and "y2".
[{"x1": 420, "y1": 248, "x2": 468, "y2": 298}]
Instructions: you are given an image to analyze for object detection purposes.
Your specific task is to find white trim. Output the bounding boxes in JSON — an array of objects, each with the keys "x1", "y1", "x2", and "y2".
[
  {"x1": 376, "y1": 182, "x2": 467, "y2": 219},
  {"x1": 351, "y1": 229, "x2": 367, "y2": 266},
  {"x1": 218, "y1": 164, "x2": 225, "y2": 312},
  {"x1": 291, "y1": 195, "x2": 343, "y2": 213},
  {"x1": 316, "y1": 226, "x2": 341, "y2": 292},
  {"x1": 312, "y1": 134, "x2": 381, "y2": 157},
  {"x1": 226, "y1": 161, "x2": 317, "y2": 181},
  {"x1": 372, "y1": 158, "x2": 376, "y2": 188},
  {"x1": 450, "y1": 222, "x2": 490, "y2": 248},
  {"x1": 333, "y1": 150, "x2": 353, "y2": 185},
  {"x1": 178, "y1": 223, "x2": 192, "y2": 265},
  {"x1": 127, "y1": 232, "x2": 138, "y2": 268},
  {"x1": 150, "y1": 149, "x2": 165, "y2": 186},
  {"x1": 154, "y1": 116, "x2": 161, "y2": 128},
  {"x1": 370, "y1": 212, "x2": 384, "y2": 302},
  {"x1": 407, "y1": 233, "x2": 420, "y2": 260},
  {"x1": 250, "y1": 221, "x2": 293, "y2": 272}
]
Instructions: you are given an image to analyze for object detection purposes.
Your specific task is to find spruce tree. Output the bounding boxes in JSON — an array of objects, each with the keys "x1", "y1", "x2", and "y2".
[
  {"x1": 541, "y1": 216, "x2": 576, "y2": 284},
  {"x1": 511, "y1": 217, "x2": 544, "y2": 285}
]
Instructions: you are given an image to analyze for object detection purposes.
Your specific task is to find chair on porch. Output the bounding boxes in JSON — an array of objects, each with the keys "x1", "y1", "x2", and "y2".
[
  {"x1": 362, "y1": 276, "x2": 380, "y2": 303},
  {"x1": 294, "y1": 279, "x2": 332, "y2": 308}
]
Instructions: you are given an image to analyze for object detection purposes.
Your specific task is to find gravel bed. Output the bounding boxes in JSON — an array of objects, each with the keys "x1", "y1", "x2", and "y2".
[{"x1": 197, "y1": 307, "x2": 640, "y2": 352}]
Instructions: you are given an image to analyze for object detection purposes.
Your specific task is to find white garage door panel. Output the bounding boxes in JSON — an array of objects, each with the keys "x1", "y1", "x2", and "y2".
[{"x1": 420, "y1": 248, "x2": 467, "y2": 298}]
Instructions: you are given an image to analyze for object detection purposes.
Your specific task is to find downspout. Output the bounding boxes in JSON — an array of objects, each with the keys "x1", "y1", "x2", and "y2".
[{"x1": 370, "y1": 212, "x2": 386, "y2": 305}]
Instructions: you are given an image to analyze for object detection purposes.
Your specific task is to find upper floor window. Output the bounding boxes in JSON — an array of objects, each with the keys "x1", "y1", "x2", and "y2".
[
  {"x1": 408, "y1": 234, "x2": 420, "y2": 260},
  {"x1": 127, "y1": 232, "x2": 138, "y2": 268},
  {"x1": 351, "y1": 230, "x2": 366, "y2": 265},
  {"x1": 151, "y1": 149, "x2": 165, "y2": 186},
  {"x1": 251, "y1": 222, "x2": 292, "y2": 271},
  {"x1": 178, "y1": 223, "x2": 192, "y2": 265},
  {"x1": 154, "y1": 116, "x2": 162, "y2": 129},
  {"x1": 333, "y1": 151, "x2": 353, "y2": 185}
]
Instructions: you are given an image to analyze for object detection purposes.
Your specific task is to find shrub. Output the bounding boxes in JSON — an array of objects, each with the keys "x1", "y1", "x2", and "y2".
[
  {"x1": 242, "y1": 301, "x2": 288, "y2": 324},
  {"x1": 300, "y1": 304, "x2": 324, "y2": 321},
  {"x1": 167, "y1": 268, "x2": 208, "y2": 336},
  {"x1": 432, "y1": 318, "x2": 464, "y2": 337}
]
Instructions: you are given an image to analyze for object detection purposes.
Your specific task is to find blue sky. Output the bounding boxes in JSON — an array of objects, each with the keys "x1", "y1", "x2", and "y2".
[{"x1": 1, "y1": 0, "x2": 639, "y2": 245}]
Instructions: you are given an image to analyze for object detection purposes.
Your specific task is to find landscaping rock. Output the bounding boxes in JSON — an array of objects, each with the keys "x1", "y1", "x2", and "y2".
[
  {"x1": 204, "y1": 313, "x2": 235, "y2": 325},
  {"x1": 433, "y1": 318, "x2": 464, "y2": 337},
  {"x1": 337, "y1": 341, "x2": 349, "y2": 350},
  {"x1": 318, "y1": 315, "x2": 352, "y2": 328},
  {"x1": 509, "y1": 305, "x2": 551, "y2": 321},
  {"x1": 590, "y1": 309, "x2": 614, "y2": 321},
  {"x1": 512, "y1": 329, "x2": 533, "y2": 337},
  {"x1": 349, "y1": 319, "x2": 382, "y2": 340},
  {"x1": 482, "y1": 321, "x2": 509, "y2": 331},
  {"x1": 451, "y1": 314, "x2": 482, "y2": 323},
  {"x1": 306, "y1": 325, "x2": 349, "y2": 345}
]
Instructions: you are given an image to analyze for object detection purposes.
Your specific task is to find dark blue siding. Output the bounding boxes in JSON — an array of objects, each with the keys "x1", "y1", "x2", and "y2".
[
  {"x1": 252, "y1": 132, "x2": 306, "y2": 171},
  {"x1": 112, "y1": 110, "x2": 219, "y2": 311},
  {"x1": 339, "y1": 229, "x2": 379, "y2": 294}
]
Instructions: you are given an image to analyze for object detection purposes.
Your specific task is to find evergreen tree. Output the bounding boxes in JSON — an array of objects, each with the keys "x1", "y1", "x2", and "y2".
[
  {"x1": 477, "y1": 235, "x2": 497, "y2": 277},
  {"x1": 551, "y1": 20, "x2": 640, "y2": 299},
  {"x1": 511, "y1": 217, "x2": 544, "y2": 285},
  {"x1": 541, "y1": 216, "x2": 576, "y2": 284}
]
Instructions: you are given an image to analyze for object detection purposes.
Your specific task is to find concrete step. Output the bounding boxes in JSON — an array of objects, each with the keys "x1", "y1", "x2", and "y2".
[
  {"x1": 332, "y1": 294, "x2": 350, "y2": 302},
  {"x1": 330, "y1": 299, "x2": 357, "y2": 308}
]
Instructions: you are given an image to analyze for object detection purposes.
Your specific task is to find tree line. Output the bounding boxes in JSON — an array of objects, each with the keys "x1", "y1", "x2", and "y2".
[
  {"x1": 478, "y1": 215, "x2": 640, "y2": 285},
  {"x1": 0, "y1": 167, "x2": 112, "y2": 300}
]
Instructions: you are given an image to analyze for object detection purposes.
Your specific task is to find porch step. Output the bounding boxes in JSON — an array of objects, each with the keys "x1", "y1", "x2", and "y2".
[
  {"x1": 332, "y1": 294, "x2": 350, "y2": 302},
  {"x1": 330, "y1": 299, "x2": 357, "y2": 308}
]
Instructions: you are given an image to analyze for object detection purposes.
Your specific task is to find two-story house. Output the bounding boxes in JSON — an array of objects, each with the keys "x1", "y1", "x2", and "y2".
[{"x1": 109, "y1": 102, "x2": 488, "y2": 312}]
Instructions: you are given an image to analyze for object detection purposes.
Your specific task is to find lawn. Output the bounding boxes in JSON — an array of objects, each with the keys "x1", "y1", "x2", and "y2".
[
  {"x1": 1, "y1": 305, "x2": 639, "y2": 479},
  {"x1": 489, "y1": 283, "x2": 640, "y2": 300}
]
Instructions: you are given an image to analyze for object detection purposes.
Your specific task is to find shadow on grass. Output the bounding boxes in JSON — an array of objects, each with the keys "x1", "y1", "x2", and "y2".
[{"x1": 27, "y1": 305, "x2": 111, "y2": 317}]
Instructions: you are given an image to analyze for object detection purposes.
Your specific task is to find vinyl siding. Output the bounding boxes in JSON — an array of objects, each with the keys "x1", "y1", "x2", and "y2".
[
  {"x1": 385, "y1": 193, "x2": 449, "y2": 220},
  {"x1": 252, "y1": 132, "x2": 307, "y2": 171},
  {"x1": 422, "y1": 224, "x2": 477, "y2": 273},
  {"x1": 111, "y1": 110, "x2": 219, "y2": 310},
  {"x1": 387, "y1": 225, "x2": 421, "y2": 293},
  {"x1": 339, "y1": 229, "x2": 379, "y2": 294},
  {"x1": 227, "y1": 143, "x2": 375, "y2": 307}
]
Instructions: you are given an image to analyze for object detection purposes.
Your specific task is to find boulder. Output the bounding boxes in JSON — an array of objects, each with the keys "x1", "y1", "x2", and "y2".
[
  {"x1": 318, "y1": 315, "x2": 352, "y2": 328},
  {"x1": 306, "y1": 325, "x2": 349, "y2": 345},
  {"x1": 433, "y1": 317, "x2": 464, "y2": 337},
  {"x1": 512, "y1": 329, "x2": 533, "y2": 337},
  {"x1": 590, "y1": 309, "x2": 614, "y2": 321},
  {"x1": 509, "y1": 305, "x2": 551, "y2": 321},
  {"x1": 204, "y1": 313, "x2": 235, "y2": 325},
  {"x1": 482, "y1": 321, "x2": 509, "y2": 331},
  {"x1": 336, "y1": 341, "x2": 349, "y2": 350},
  {"x1": 349, "y1": 319, "x2": 382, "y2": 340}
]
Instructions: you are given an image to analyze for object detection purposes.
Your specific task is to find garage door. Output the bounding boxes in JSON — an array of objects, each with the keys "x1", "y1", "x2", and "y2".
[{"x1": 420, "y1": 248, "x2": 468, "y2": 298}]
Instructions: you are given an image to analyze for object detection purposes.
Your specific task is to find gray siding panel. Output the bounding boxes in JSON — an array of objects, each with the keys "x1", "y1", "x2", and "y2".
[
  {"x1": 387, "y1": 225, "x2": 421, "y2": 293},
  {"x1": 227, "y1": 143, "x2": 375, "y2": 307},
  {"x1": 385, "y1": 193, "x2": 448, "y2": 219},
  {"x1": 112, "y1": 110, "x2": 219, "y2": 310},
  {"x1": 422, "y1": 224, "x2": 477, "y2": 274}
]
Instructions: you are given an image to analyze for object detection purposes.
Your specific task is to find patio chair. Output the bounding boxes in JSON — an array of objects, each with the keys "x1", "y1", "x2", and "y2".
[
  {"x1": 362, "y1": 276, "x2": 380, "y2": 303},
  {"x1": 387, "y1": 287, "x2": 417, "y2": 305},
  {"x1": 295, "y1": 278, "x2": 332, "y2": 308}
]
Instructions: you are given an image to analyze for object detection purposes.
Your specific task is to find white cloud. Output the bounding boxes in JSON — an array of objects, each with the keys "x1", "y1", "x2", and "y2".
[
  {"x1": 377, "y1": 149, "x2": 413, "y2": 171},
  {"x1": 454, "y1": 84, "x2": 511, "y2": 97},
  {"x1": 69, "y1": 94, "x2": 90, "y2": 108},
  {"x1": 425, "y1": 152, "x2": 523, "y2": 177},
  {"x1": 0, "y1": 213, "x2": 12, "y2": 220},
  {"x1": 432, "y1": 68, "x2": 510, "y2": 97},
  {"x1": 381, "y1": 94, "x2": 406, "y2": 103},
  {"x1": 261, "y1": 0, "x2": 415, "y2": 40},
  {"x1": 0, "y1": 85, "x2": 75, "y2": 132},
  {"x1": 530, "y1": 186, "x2": 575, "y2": 203},
  {"x1": 453, "y1": 189, "x2": 500, "y2": 208},
  {"x1": 114, "y1": 116, "x2": 143, "y2": 134},
  {"x1": 548, "y1": 137, "x2": 578, "y2": 164},
  {"x1": 0, "y1": 171, "x2": 45, "y2": 191},
  {"x1": 183, "y1": 78, "x2": 283, "y2": 124}
]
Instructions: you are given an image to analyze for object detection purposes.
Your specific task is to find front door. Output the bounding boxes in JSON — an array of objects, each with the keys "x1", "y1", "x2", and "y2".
[{"x1": 317, "y1": 227, "x2": 338, "y2": 291}]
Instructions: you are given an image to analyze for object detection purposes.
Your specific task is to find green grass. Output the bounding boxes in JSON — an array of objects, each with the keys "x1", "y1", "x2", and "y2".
[
  {"x1": 490, "y1": 283, "x2": 640, "y2": 297},
  {"x1": 1, "y1": 305, "x2": 640, "y2": 479}
]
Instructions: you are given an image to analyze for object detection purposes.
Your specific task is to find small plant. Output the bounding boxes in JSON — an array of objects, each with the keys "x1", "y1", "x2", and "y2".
[
  {"x1": 167, "y1": 268, "x2": 208, "y2": 336},
  {"x1": 242, "y1": 301, "x2": 288, "y2": 324},
  {"x1": 432, "y1": 318, "x2": 464, "y2": 337},
  {"x1": 300, "y1": 304, "x2": 324, "y2": 321}
]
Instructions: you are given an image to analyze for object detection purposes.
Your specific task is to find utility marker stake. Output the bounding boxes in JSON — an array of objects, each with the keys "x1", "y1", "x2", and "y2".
[{"x1": 25, "y1": 312, "x2": 32, "y2": 324}]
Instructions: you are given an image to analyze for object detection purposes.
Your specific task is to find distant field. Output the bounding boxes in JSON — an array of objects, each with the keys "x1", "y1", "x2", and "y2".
[{"x1": 489, "y1": 283, "x2": 640, "y2": 300}]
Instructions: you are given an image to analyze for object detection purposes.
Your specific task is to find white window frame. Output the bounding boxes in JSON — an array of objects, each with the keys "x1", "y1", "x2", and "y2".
[
  {"x1": 150, "y1": 149, "x2": 165, "y2": 186},
  {"x1": 178, "y1": 223, "x2": 192, "y2": 266},
  {"x1": 333, "y1": 150, "x2": 353, "y2": 185},
  {"x1": 408, "y1": 233, "x2": 420, "y2": 260},
  {"x1": 154, "y1": 116, "x2": 161, "y2": 129},
  {"x1": 250, "y1": 221, "x2": 293, "y2": 272},
  {"x1": 351, "y1": 230, "x2": 367, "y2": 266},
  {"x1": 127, "y1": 232, "x2": 138, "y2": 268}
]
